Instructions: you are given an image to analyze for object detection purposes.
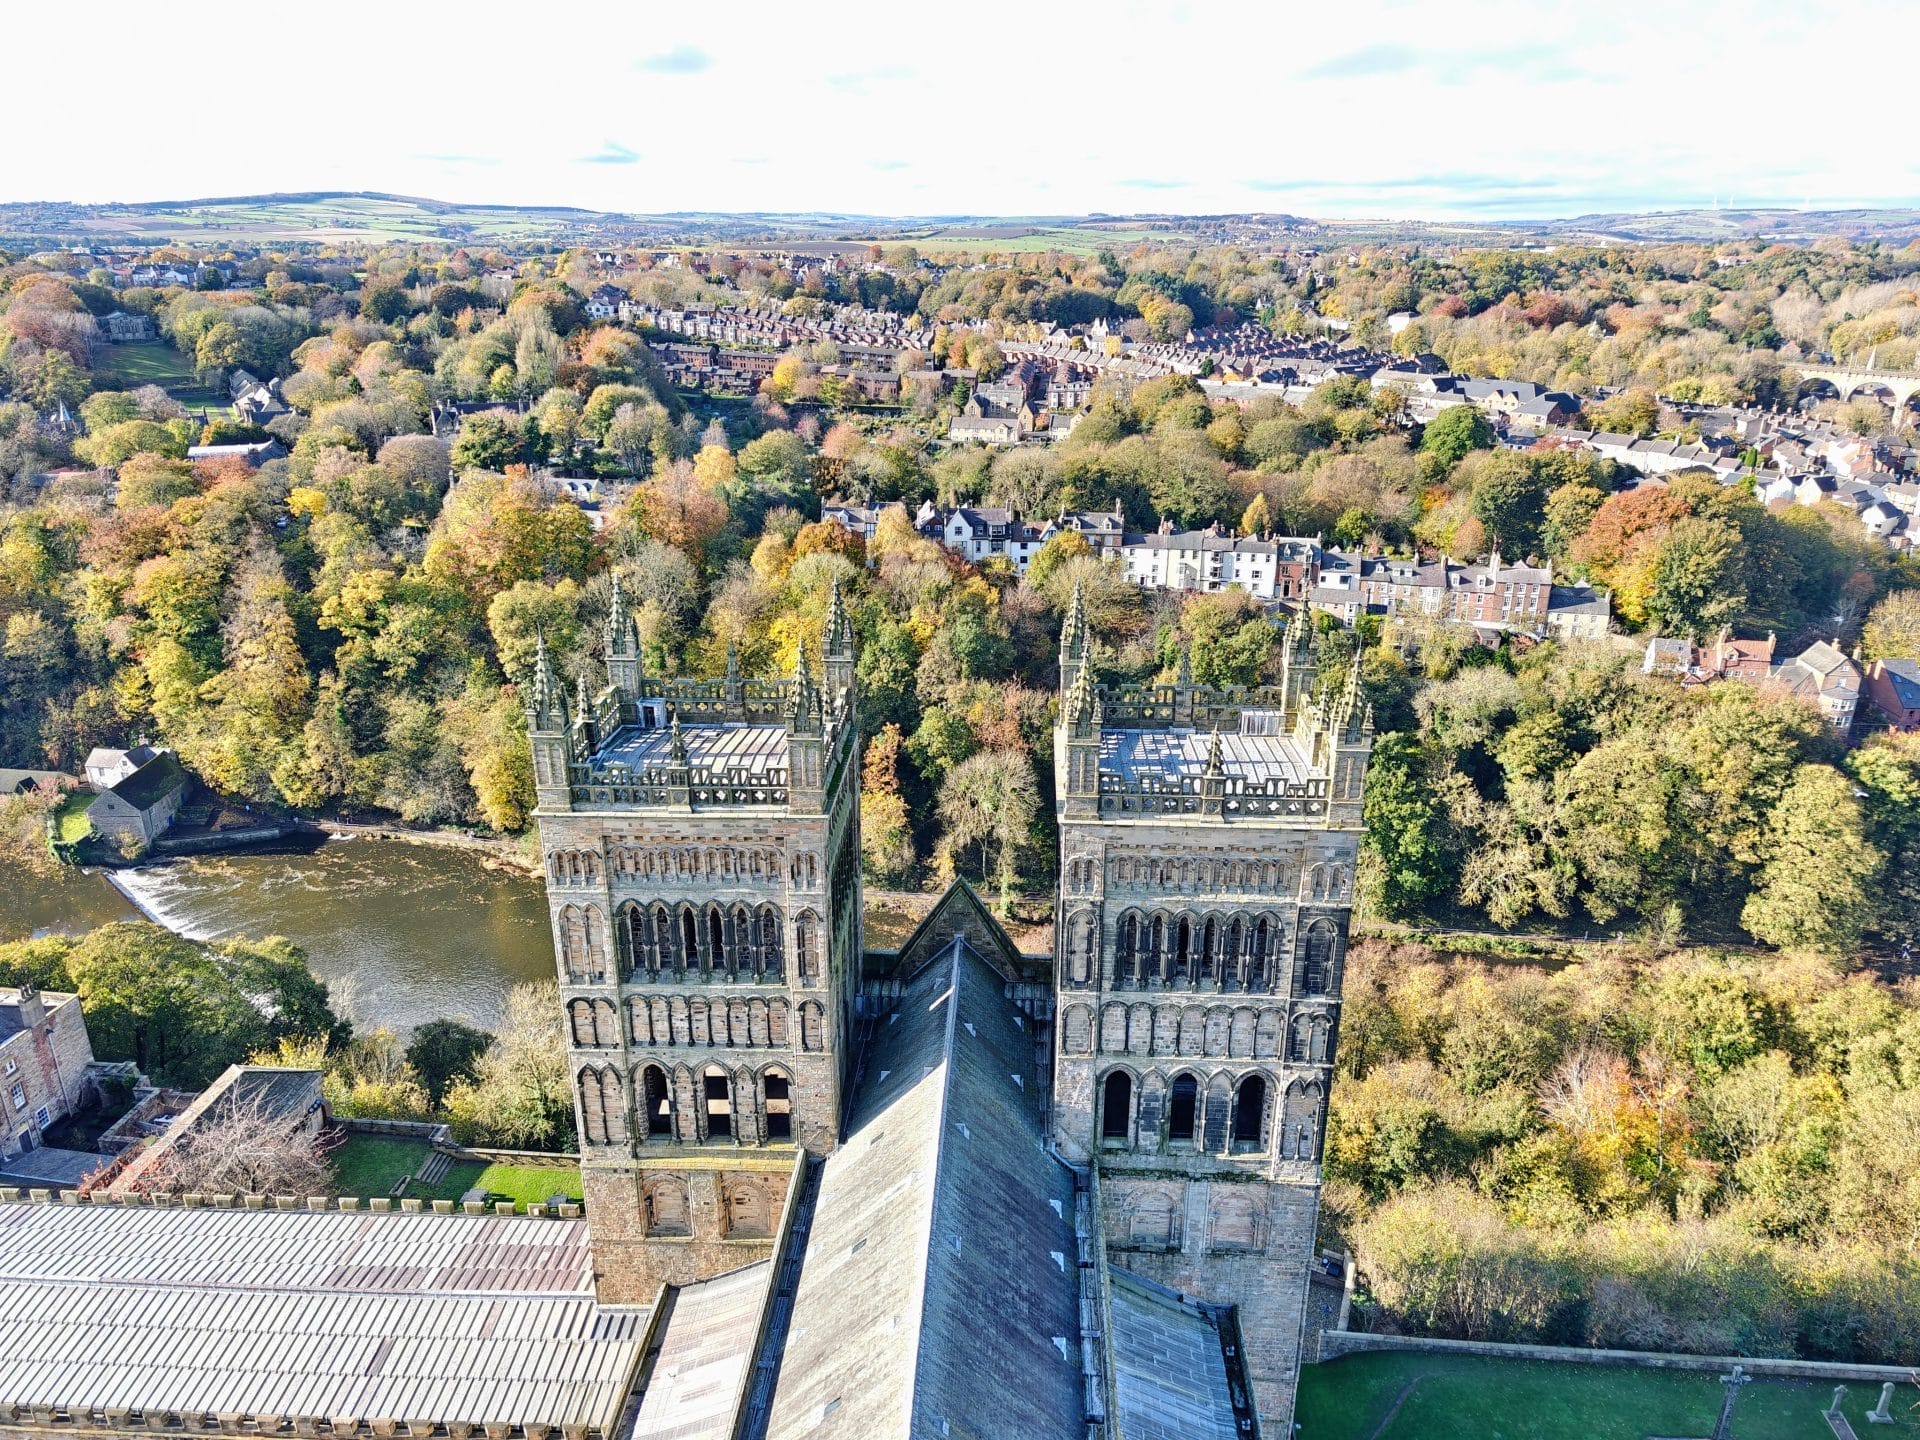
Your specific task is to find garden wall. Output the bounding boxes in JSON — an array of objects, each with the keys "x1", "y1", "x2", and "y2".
[{"x1": 1316, "y1": 1330, "x2": 1919, "y2": 1383}]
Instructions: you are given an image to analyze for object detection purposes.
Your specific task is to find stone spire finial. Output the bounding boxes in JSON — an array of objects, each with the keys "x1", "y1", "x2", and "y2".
[
  {"x1": 1177, "y1": 646, "x2": 1193, "y2": 687},
  {"x1": 823, "y1": 577, "x2": 854, "y2": 659},
  {"x1": 573, "y1": 675, "x2": 592, "y2": 729},
  {"x1": 1205, "y1": 726, "x2": 1224, "y2": 777},
  {"x1": 787, "y1": 646, "x2": 820, "y2": 729},
  {"x1": 1065, "y1": 657, "x2": 1097, "y2": 733},
  {"x1": 1060, "y1": 577, "x2": 1088, "y2": 661},
  {"x1": 527, "y1": 631, "x2": 565, "y2": 728},
  {"x1": 668, "y1": 710, "x2": 688, "y2": 766},
  {"x1": 606, "y1": 569, "x2": 634, "y2": 653}
]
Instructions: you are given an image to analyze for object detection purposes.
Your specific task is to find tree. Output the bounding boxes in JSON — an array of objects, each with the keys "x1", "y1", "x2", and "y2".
[
  {"x1": 1861, "y1": 590, "x2": 1920, "y2": 662},
  {"x1": 1847, "y1": 732, "x2": 1920, "y2": 944},
  {"x1": 442, "y1": 981, "x2": 572, "y2": 1149},
  {"x1": 1646, "y1": 516, "x2": 1744, "y2": 640},
  {"x1": 129, "y1": 1089, "x2": 339, "y2": 1198},
  {"x1": 936, "y1": 748, "x2": 1037, "y2": 914},
  {"x1": 1241, "y1": 492, "x2": 1273, "y2": 538},
  {"x1": 1586, "y1": 388, "x2": 1661, "y2": 438},
  {"x1": 1420, "y1": 405, "x2": 1494, "y2": 470},
  {"x1": 1360, "y1": 735, "x2": 1451, "y2": 918},
  {"x1": 61, "y1": 923, "x2": 343, "y2": 1087},
  {"x1": 407, "y1": 1019, "x2": 494, "y2": 1107},
  {"x1": 1741, "y1": 764, "x2": 1880, "y2": 957},
  {"x1": 450, "y1": 410, "x2": 532, "y2": 472},
  {"x1": 1465, "y1": 453, "x2": 1552, "y2": 556},
  {"x1": 859, "y1": 723, "x2": 916, "y2": 885}
]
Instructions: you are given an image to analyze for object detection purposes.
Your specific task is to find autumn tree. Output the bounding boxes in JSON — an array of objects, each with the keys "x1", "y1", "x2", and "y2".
[{"x1": 936, "y1": 748, "x2": 1037, "y2": 914}]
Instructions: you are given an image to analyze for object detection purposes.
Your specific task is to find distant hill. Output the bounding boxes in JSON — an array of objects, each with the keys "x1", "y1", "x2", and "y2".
[
  {"x1": 1539, "y1": 207, "x2": 1920, "y2": 244},
  {"x1": 2, "y1": 191, "x2": 1916, "y2": 251}
]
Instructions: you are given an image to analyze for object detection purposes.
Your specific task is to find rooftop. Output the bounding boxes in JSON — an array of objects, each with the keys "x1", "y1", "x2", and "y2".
[
  {"x1": 1108, "y1": 1269, "x2": 1245, "y2": 1440},
  {"x1": 763, "y1": 937, "x2": 1084, "y2": 1440},
  {"x1": 1101, "y1": 726, "x2": 1317, "y2": 787},
  {"x1": 593, "y1": 721, "x2": 788, "y2": 776},
  {"x1": 631, "y1": 1261, "x2": 772, "y2": 1440},
  {"x1": 0, "y1": 1205, "x2": 647, "y2": 1434}
]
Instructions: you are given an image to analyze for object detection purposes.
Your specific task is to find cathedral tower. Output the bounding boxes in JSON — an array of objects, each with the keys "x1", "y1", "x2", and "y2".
[
  {"x1": 528, "y1": 595, "x2": 862, "y2": 1302},
  {"x1": 1049, "y1": 596, "x2": 1372, "y2": 1432}
]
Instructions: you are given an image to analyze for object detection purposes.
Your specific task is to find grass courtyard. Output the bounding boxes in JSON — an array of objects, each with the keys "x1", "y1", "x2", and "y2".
[
  {"x1": 94, "y1": 341, "x2": 228, "y2": 410},
  {"x1": 326, "y1": 1133, "x2": 583, "y2": 1209},
  {"x1": 1297, "y1": 1351, "x2": 1917, "y2": 1440},
  {"x1": 52, "y1": 792, "x2": 95, "y2": 844}
]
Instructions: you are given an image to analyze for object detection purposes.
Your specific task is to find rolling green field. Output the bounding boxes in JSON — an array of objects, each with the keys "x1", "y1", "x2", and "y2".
[
  {"x1": 1297, "y1": 1351, "x2": 1915, "y2": 1440},
  {"x1": 881, "y1": 225, "x2": 1169, "y2": 254}
]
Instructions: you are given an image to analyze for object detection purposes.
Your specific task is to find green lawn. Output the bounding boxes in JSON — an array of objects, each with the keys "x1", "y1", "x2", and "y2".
[
  {"x1": 1297, "y1": 1351, "x2": 1914, "y2": 1440},
  {"x1": 94, "y1": 341, "x2": 229, "y2": 409},
  {"x1": 416, "y1": 1161, "x2": 583, "y2": 1208},
  {"x1": 53, "y1": 793, "x2": 95, "y2": 844},
  {"x1": 329, "y1": 1135, "x2": 436, "y2": 1197}
]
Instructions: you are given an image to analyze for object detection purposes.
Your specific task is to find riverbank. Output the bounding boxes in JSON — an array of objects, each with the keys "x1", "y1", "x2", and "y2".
[{"x1": 305, "y1": 818, "x2": 540, "y2": 876}]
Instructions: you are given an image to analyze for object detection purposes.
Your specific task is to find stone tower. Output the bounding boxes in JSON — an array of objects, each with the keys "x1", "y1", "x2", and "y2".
[
  {"x1": 1050, "y1": 592, "x2": 1372, "y2": 1432},
  {"x1": 527, "y1": 579, "x2": 862, "y2": 1301}
]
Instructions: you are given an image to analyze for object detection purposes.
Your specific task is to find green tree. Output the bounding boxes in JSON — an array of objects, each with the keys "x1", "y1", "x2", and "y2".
[
  {"x1": 1646, "y1": 516, "x2": 1745, "y2": 640},
  {"x1": 1741, "y1": 764, "x2": 1881, "y2": 957},
  {"x1": 1420, "y1": 405, "x2": 1495, "y2": 470},
  {"x1": 936, "y1": 748, "x2": 1037, "y2": 914},
  {"x1": 1861, "y1": 590, "x2": 1920, "y2": 662},
  {"x1": 1360, "y1": 735, "x2": 1453, "y2": 918},
  {"x1": 407, "y1": 1019, "x2": 494, "y2": 1107}
]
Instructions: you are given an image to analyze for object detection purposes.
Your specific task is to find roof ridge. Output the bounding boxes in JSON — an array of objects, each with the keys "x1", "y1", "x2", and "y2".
[{"x1": 906, "y1": 937, "x2": 967, "y2": 1438}]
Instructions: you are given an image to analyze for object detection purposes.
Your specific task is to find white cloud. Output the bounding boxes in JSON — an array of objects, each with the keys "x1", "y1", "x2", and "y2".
[{"x1": 8, "y1": 0, "x2": 1918, "y2": 219}]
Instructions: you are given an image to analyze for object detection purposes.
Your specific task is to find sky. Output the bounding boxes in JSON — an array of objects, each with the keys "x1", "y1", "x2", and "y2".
[{"x1": 12, "y1": 0, "x2": 1920, "y2": 221}]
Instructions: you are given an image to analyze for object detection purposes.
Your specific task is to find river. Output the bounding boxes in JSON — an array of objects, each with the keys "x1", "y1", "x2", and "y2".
[{"x1": 0, "y1": 837, "x2": 553, "y2": 1033}]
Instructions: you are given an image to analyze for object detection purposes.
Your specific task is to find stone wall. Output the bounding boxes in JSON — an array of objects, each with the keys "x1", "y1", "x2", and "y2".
[
  {"x1": 1101, "y1": 1172, "x2": 1321, "y2": 1433},
  {"x1": 582, "y1": 1152, "x2": 800, "y2": 1304},
  {"x1": 1315, "y1": 1330, "x2": 1920, "y2": 1383},
  {"x1": 0, "y1": 990, "x2": 95, "y2": 1158}
]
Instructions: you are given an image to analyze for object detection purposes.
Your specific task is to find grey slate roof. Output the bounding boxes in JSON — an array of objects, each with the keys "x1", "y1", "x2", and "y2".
[
  {"x1": 1108, "y1": 1269, "x2": 1243, "y2": 1440},
  {"x1": 763, "y1": 937, "x2": 1084, "y2": 1440},
  {"x1": 633, "y1": 1261, "x2": 773, "y2": 1440},
  {"x1": 106, "y1": 749, "x2": 186, "y2": 812},
  {"x1": 1878, "y1": 658, "x2": 1920, "y2": 709}
]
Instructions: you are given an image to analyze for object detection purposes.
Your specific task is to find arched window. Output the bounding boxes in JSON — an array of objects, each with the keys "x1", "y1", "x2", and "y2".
[
  {"x1": 653, "y1": 906, "x2": 675, "y2": 973},
  {"x1": 623, "y1": 904, "x2": 651, "y2": 975},
  {"x1": 569, "y1": 999, "x2": 594, "y2": 1048},
  {"x1": 1120, "y1": 913, "x2": 1140, "y2": 984},
  {"x1": 763, "y1": 1072, "x2": 792, "y2": 1140},
  {"x1": 1199, "y1": 918, "x2": 1217, "y2": 984},
  {"x1": 795, "y1": 912, "x2": 821, "y2": 981},
  {"x1": 1172, "y1": 917, "x2": 1192, "y2": 983},
  {"x1": 1249, "y1": 916, "x2": 1270, "y2": 991},
  {"x1": 641, "y1": 1065, "x2": 673, "y2": 1138},
  {"x1": 758, "y1": 905, "x2": 784, "y2": 977},
  {"x1": 1288, "y1": 1014, "x2": 1311, "y2": 1063},
  {"x1": 1302, "y1": 920, "x2": 1335, "y2": 995},
  {"x1": 733, "y1": 905, "x2": 752, "y2": 973},
  {"x1": 1233, "y1": 1074, "x2": 1267, "y2": 1151},
  {"x1": 1167, "y1": 1073, "x2": 1199, "y2": 1144},
  {"x1": 1147, "y1": 915, "x2": 1166, "y2": 983},
  {"x1": 1101, "y1": 1071, "x2": 1132, "y2": 1143},
  {"x1": 707, "y1": 906, "x2": 726, "y2": 975},
  {"x1": 680, "y1": 907, "x2": 699, "y2": 974},
  {"x1": 702, "y1": 1066, "x2": 733, "y2": 1140}
]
